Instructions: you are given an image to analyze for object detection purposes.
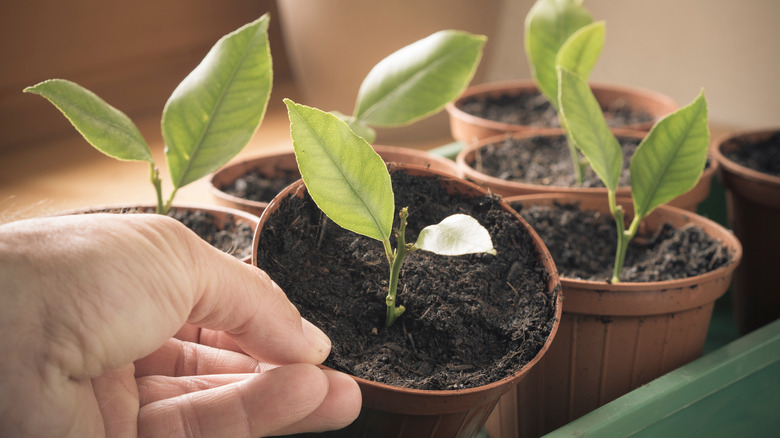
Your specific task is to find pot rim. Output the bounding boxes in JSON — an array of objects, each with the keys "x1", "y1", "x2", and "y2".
[
  {"x1": 445, "y1": 79, "x2": 679, "y2": 132},
  {"x1": 209, "y1": 146, "x2": 463, "y2": 212},
  {"x1": 252, "y1": 162, "x2": 563, "y2": 413},
  {"x1": 456, "y1": 129, "x2": 718, "y2": 200},
  {"x1": 711, "y1": 128, "x2": 780, "y2": 187}
]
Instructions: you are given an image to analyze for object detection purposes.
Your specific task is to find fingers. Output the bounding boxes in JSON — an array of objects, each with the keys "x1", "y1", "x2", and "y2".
[
  {"x1": 134, "y1": 338, "x2": 276, "y2": 378},
  {"x1": 271, "y1": 370, "x2": 362, "y2": 436},
  {"x1": 185, "y1": 255, "x2": 332, "y2": 365},
  {"x1": 1, "y1": 213, "x2": 330, "y2": 376},
  {"x1": 137, "y1": 364, "x2": 361, "y2": 438}
]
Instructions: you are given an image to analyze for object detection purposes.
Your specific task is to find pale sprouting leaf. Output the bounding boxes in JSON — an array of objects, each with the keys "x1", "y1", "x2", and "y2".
[
  {"x1": 554, "y1": 21, "x2": 605, "y2": 109},
  {"x1": 285, "y1": 100, "x2": 394, "y2": 243},
  {"x1": 415, "y1": 214, "x2": 496, "y2": 256},
  {"x1": 631, "y1": 91, "x2": 709, "y2": 219},
  {"x1": 24, "y1": 79, "x2": 153, "y2": 163},
  {"x1": 557, "y1": 67, "x2": 623, "y2": 192},
  {"x1": 353, "y1": 30, "x2": 486, "y2": 127},
  {"x1": 163, "y1": 14, "x2": 272, "y2": 189},
  {"x1": 525, "y1": 0, "x2": 593, "y2": 106}
]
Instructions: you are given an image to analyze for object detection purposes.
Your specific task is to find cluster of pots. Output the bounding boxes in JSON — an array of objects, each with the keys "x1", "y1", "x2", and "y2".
[{"x1": 64, "y1": 80, "x2": 774, "y2": 437}]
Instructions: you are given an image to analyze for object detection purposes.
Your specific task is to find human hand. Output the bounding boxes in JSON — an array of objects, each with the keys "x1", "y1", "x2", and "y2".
[{"x1": 0, "y1": 213, "x2": 361, "y2": 437}]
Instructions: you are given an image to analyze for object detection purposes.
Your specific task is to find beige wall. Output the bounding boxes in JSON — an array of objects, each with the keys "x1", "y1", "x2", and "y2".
[
  {"x1": 0, "y1": 0, "x2": 287, "y2": 152},
  {"x1": 484, "y1": 0, "x2": 780, "y2": 131}
]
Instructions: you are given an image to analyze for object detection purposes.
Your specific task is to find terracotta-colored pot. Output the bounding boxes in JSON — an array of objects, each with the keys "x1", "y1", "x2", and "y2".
[
  {"x1": 711, "y1": 128, "x2": 780, "y2": 334},
  {"x1": 209, "y1": 145, "x2": 462, "y2": 216},
  {"x1": 483, "y1": 194, "x2": 741, "y2": 438},
  {"x1": 456, "y1": 130, "x2": 717, "y2": 212},
  {"x1": 58, "y1": 203, "x2": 259, "y2": 264},
  {"x1": 252, "y1": 163, "x2": 562, "y2": 438},
  {"x1": 445, "y1": 80, "x2": 678, "y2": 145}
]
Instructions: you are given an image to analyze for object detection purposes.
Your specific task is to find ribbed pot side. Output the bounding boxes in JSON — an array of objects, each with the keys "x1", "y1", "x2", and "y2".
[{"x1": 483, "y1": 194, "x2": 741, "y2": 438}]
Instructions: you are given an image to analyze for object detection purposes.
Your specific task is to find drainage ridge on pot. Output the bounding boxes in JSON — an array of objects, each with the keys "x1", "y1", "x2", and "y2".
[
  {"x1": 251, "y1": 163, "x2": 562, "y2": 438},
  {"x1": 484, "y1": 193, "x2": 742, "y2": 438},
  {"x1": 456, "y1": 129, "x2": 717, "y2": 213},
  {"x1": 711, "y1": 128, "x2": 780, "y2": 335}
]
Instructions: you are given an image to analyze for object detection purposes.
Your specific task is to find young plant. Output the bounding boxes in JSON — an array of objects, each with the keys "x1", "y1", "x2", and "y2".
[
  {"x1": 24, "y1": 15, "x2": 273, "y2": 215},
  {"x1": 285, "y1": 99, "x2": 496, "y2": 327},
  {"x1": 333, "y1": 30, "x2": 486, "y2": 143},
  {"x1": 557, "y1": 67, "x2": 709, "y2": 283},
  {"x1": 525, "y1": 0, "x2": 605, "y2": 183}
]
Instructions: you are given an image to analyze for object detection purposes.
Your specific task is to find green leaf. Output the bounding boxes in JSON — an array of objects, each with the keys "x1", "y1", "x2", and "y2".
[
  {"x1": 631, "y1": 91, "x2": 709, "y2": 219},
  {"x1": 554, "y1": 21, "x2": 605, "y2": 108},
  {"x1": 163, "y1": 14, "x2": 273, "y2": 189},
  {"x1": 525, "y1": 0, "x2": 593, "y2": 106},
  {"x1": 557, "y1": 67, "x2": 622, "y2": 192},
  {"x1": 285, "y1": 100, "x2": 394, "y2": 243},
  {"x1": 24, "y1": 79, "x2": 152, "y2": 163},
  {"x1": 331, "y1": 111, "x2": 377, "y2": 143},
  {"x1": 415, "y1": 214, "x2": 496, "y2": 256},
  {"x1": 353, "y1": 30, "x2": 486, "y2": 127}
]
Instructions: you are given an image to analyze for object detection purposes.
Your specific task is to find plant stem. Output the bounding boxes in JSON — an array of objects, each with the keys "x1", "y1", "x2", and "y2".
[
  {"x1": 607, "y1": 190, "x2": 626, "y2": 283},
  {"x1": 608, "y1": 191, "x2": 643, "y2": 283},
  {"x1": 161, "y1": 188, "x2": 179, "y2": 216},
  {"x1": 385, "y1": 208, "x2": 411, "y2": 327},
  {"x1": 567, "y1": 139, "x2": 586, "y2": 185},
  {"x1": 149, "y1": 163, "x2": 165, "y2": 214}
]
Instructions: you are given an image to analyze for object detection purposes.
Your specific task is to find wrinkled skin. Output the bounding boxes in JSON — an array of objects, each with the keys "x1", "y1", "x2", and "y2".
[{"x1": 0, "y1": 213, "x2": 361, "y2": 437}]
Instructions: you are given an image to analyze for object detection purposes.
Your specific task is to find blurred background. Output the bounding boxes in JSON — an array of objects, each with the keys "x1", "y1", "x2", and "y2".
[{"x1": 2, "y1": 0, "x2": 778, "y2": 152}]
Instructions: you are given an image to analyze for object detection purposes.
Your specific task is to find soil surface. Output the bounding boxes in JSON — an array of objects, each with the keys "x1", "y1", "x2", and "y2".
[
  {"x1": 457, "y1": 90, "x2": 653, "y2": 128},
  {"x1": 255, "y1": 171, "x2": 559, "y2": 390},
  {"x1": 169, "y1": 208, "x2": 254, "y2": 261},
  {"x1": 514, "y1": 202, "x2": 734, "y2": 282},
  {"x1": 723, "y1": 132, "x2": 780, "y2": 178},
  {"x1": 219, "y1": 168, "x2": 301, "y2": 203},
  {"x1": 93, "y1": 206, "x2": 254, "y2": 260},
  {"x1": 474, "y1": 135, "x2": 641, "y2": 187}
]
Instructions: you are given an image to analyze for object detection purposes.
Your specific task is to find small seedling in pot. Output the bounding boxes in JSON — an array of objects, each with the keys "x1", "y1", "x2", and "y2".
[
  {"x1": 24, "y1": 15, "x2": 273, "y2": 215},
  {"x1": 333, "y1": 30, "x2": 486, "y2": 143},
  {"x1": 526, "y1": 0, "x2": 606, "y2": 184},
  {"x1": 557, "y1": 66, "x2": 709, "y2": 283},
  {"x1": 285, "y1": 100, "x2": 496, "y2": 327}
]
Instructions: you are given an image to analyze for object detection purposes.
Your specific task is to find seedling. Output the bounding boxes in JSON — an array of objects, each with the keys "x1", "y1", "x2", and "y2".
[
  {"x1": 333, "y1": 30, "x2": 486, "y2": 143},
  {"x1": 285, "y1": 100, "x2": 496, "y2": 327},
  {"x1": 24, "y1": 15, "x2": 273, "y2": 215},
  {"x1": 557, "y1": 67, "x2": 709, "y2": 283},
  {"x1": 525, "y1": 0, "x2": 605, "y2": 183}
]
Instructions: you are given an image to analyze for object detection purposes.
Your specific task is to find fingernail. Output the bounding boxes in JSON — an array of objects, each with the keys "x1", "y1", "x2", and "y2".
[{"x1": 302, "y1": 318, "x2": 331, "y2": 361}]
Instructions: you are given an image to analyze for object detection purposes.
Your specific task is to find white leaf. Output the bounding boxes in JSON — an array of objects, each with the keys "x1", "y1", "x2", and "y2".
[{"x1": 415, "y1": 214, "x2": 496, "y2": 256}]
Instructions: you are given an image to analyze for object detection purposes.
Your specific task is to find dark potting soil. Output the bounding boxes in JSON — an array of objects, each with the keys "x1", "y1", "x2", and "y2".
[
  {"x1": 457, "y1": 90, "x2": 654, "y2": 128},
  {"x1": 255, "y1": 171, "x2": 559, "y2": 390},
  {"x1": 723, "y1": 131, "x2": 780, "y2": 178},
  {"x1": 169, "y1": 209, "x2": 254, "y2": 261},
  {"x1": 514, "y1": 202, "x2": 734, "y2": 282},
  {"x1": 474, "y1": 135, "x2": 641, "y2": 187},
  {"x1": 219, "y1": 168, "x2": 301, "y2": 203}
]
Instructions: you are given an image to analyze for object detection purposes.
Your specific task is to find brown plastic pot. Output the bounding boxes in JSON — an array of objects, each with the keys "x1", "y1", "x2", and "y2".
[
  {"x1": 252, "y1": 163, "x2": 562, "y2": 438},
  {"x1": 58, "y1": 203, "x2": 259, "y2": 264},
  {"x1": 445, "y1": 80, "x2": 678, "y2": 145},
  {"x1": 456, "y1": 130, "x2": 717, "y2": 212},
  {"x1": 209, "y1": 145, "x2": 462, "y2": 216},
  {"x1": 711, "y1": 128, "x2": 780, "y2": 334},
  {"x1": 484, "y1": 194, "x2": 742, "y2": 438}
]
